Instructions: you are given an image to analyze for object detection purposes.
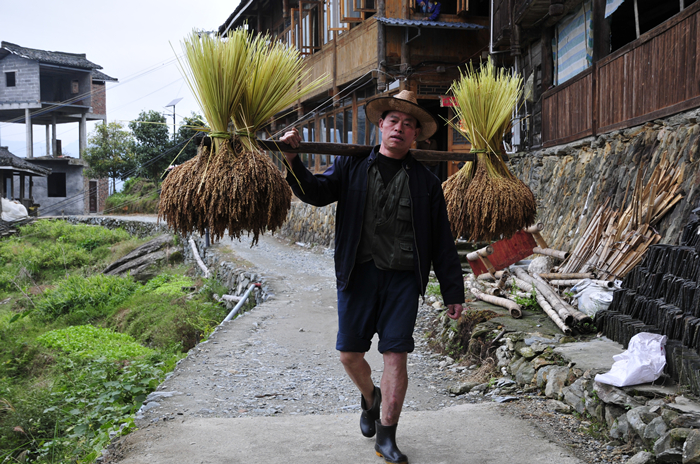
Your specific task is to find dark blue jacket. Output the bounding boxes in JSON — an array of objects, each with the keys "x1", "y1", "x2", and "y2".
[{"x1": 285, "y1": 147, "x2": 465, "y2": 305}]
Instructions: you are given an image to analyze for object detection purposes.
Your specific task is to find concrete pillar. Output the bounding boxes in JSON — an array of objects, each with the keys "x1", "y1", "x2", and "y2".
[
  {"x1": 79, "y1": 113, "x2": 87, "y2": 158},
  {"x1": 45, "y1": 125, "x2": 50, "y2": 156},
  {"x1": 51, "y1": 113, "x2": 57, "y2": 157},
  {"x1": 25, "y1": 109, "x2": 33, "y2": 159},
  {"x1": 19, "y1": 174, "x2": 25, "y2": 200}
]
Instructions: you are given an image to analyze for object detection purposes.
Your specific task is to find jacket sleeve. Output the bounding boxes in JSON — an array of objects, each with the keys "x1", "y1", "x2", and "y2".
[
  {"x1": 429, "y1": 179, "x2": 465, "y2": 305},
  {"x1": 428, "y1": 2, "x2": 441, "y2": 20},
  {"x1": 285, "y1": 155, "x2": 343, "y2": 207}
]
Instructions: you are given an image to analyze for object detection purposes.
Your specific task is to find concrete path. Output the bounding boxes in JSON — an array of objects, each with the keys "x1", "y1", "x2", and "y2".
[
  {"x1": 105, "y1": 231, "x2": 586, "y2": 464},
  {"x1": 113, "y1": 404, "x2": 581, "y2": 464}
]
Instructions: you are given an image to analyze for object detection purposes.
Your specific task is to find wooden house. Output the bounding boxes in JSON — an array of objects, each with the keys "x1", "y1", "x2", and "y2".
[
  {"x1": 0, "y1": 41, "x2": 115, "y2": 215},
  {"x1": 490, "y1": 0, "x2": 700, "y2": 149},
  {"x1": 218, "y1": 0, "x2": 491, "y2": 178}
]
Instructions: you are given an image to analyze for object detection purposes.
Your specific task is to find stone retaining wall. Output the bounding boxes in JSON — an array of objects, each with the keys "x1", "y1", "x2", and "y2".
[
  {"x1": 509, "y1": 108, "x2": 700, "y2": 252},
  {"x1": 62, "y1": 216, "x2": 170, "y2": 238},
  {"x1": 436, "y1": 311, "x2": 700, "y2": 463},
  {"x1": 277, "y1": 200, "x2": 335, "y2": 247}
]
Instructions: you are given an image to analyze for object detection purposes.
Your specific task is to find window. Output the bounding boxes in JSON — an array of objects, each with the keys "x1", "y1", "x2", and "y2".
[
  {"x1": 607, "y1": 0, "x2": 695, "y2": 52},
  {"x1": 357, "y1": 106, "x2": 367, "y2": 144},
  {"x1": 5, "y1": 72, "x2": 16, "y2": 87},
  {"x1": 47, "y1": 173, "x2": 67, "y2": 197}
]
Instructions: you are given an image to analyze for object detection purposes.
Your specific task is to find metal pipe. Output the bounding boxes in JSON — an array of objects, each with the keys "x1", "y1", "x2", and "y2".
[
  {"x1": 222, "y1": 283, "x2": 261, "y2": 323},
  {"x1": 489, "y1": 0, "x2": 494, "y2": 54}
]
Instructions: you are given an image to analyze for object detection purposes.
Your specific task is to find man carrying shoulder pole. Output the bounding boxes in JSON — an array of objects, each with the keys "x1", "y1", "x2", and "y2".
[{"x1": 281, "y1": 90, "x2": 465, "y2": 464}]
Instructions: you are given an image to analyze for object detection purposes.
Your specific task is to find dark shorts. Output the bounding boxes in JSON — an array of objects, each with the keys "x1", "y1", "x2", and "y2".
[{"x1": 336, "y1": 260, "x2": 420, "y2": 354}]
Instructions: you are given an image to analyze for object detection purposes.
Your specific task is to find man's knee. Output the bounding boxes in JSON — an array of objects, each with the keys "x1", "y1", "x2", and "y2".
[{"x1": 339, "y1": 351, "x2": 365, "y2": 368}]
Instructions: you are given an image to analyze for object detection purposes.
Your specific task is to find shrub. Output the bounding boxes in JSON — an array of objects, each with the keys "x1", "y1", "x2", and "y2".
[
  {"x1": 36, "y1": 274, "x2": 138, "y2": 320},
  {"x1": 37, "y1": 325, "x2": 154, "y2": 361}
]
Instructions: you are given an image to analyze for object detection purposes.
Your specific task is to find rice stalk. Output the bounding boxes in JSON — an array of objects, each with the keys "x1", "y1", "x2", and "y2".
[
  {"x1": 442, "y1": 59, "x2": 536, "y2": 241},
  {"x1": 159, "y1": 30, "x2": 328, "y2": 244}
]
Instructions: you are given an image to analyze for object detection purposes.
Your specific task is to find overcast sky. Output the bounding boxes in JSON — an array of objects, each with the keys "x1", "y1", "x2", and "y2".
[{"x1": 0, "y1": 0, "x2": 239, "y2": 158}]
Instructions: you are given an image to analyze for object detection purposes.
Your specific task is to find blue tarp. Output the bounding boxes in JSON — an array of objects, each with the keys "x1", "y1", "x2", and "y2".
[
  {"x1": 552, "y1": 0, "x2": 593, "y2": 85},
  {"x1": 605, "y1": 0, "x2": 625, "y2": 18}
]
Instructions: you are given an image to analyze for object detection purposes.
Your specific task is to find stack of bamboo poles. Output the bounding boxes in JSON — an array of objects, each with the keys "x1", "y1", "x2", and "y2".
[
  {"x1": 468, "y1": 267, "x2": 593, "y2": 334},
  {"x1": 558, "y1": 153, "x2": 684, "y2": 280}
]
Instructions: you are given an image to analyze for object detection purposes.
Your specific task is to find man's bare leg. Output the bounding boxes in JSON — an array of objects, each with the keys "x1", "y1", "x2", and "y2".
[
  {"x1": 340, "y1": 351, "x2": 375, "y2": 404},
  {"x1": 380, "y1": 351, "x2": 408, "y2": 425}
]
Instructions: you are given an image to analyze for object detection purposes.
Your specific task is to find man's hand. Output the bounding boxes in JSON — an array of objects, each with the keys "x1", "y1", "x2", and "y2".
[
  {"x1": 281, "y1": 128, "x2": 301, "y2": 165},
  {"x1": 446, "y1": 303, "x2": 464, "y2": 320}
]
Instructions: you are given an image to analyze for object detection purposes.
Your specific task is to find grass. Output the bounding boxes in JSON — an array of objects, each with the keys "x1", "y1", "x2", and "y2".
[
  {"x1": 104, "y1": 178, "x2": 159, "y2": 215},
  {"x1": 0, "y1": 220, "x2": 229, "y2": 463}
]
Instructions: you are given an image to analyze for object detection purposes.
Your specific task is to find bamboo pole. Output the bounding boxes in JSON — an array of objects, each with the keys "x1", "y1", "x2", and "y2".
[
  {"x1": 256, "y1": 139, "x2": 508, "y2": 162},
  {"x1": 512, "y1": 277, "x2": 571, "y2": 334},
  {"x1": 548, "y1": 279, "x2": 585, "y2": 287},
  {"x1": 533, "y1": 247, "x2": 568, "y2": 260},
  {"x1": 512, "y1": 268, "x2": 574, "y2": 326},
  {"x1": 189, "y1": 237, "x2": 210, "y2": 279},
  {"x1": 539, "y1": 273, "x2": 594, "y2": 280},
  {"x1": 471, "y1": 288, "x2": 522, "y2": 319}
]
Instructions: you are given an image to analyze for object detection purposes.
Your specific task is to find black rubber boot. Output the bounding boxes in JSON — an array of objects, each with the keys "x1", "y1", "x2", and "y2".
[
  {"x1": 374, "y1": 421, "x2": 408, "y2": 464},
  {"x1": 360, "y1": 386, "x2": 381, "y2": 437}
]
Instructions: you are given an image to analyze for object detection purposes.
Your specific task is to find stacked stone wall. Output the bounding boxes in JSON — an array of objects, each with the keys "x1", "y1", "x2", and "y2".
[
  {"x1": 277, "y1": 200, "x2": 335, "y2": 247},
  {"x1": 509, "y1": 109, "x2": 700, "y2": 252}
]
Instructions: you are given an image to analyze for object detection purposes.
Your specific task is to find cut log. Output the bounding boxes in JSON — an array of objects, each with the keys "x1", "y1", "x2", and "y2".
[
  {"x1": 533, "y1": 247, "x2": 568, "y2": 260},
  {"x1": 470, "y1": 288, "x2": 522, "y2": 319},
  {"x1": 512, "y1": 276, "x2": 571, "y2": 334},
  {"x1": 513, "y1": 268, "x2": 575, "y2": 326}
]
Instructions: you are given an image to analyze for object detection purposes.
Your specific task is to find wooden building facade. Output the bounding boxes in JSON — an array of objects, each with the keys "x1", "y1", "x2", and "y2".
[
  {"x1": 491, "y1": 0, "x2": 700, "y2": 149},
  {"x1": 219, "y1": 0, "x2": 491, "y2": 177}
]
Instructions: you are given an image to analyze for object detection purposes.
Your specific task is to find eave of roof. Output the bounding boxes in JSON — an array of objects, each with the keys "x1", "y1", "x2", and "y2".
[
  {"x1": 92, "y1": 69, "x2": 118, "y2": 82},
  {"x1": 375, "y1": 17, "x2": 485, "y2": 30},
  {"x1": 0, "y1": 147, "x2": 52, "y2": 176},
  {"x1": 1, "y1": 41, "x2": 102, "y2": 70},
  {"x1": 218, "y1": 0, "x2": 256, "y2": 34}
]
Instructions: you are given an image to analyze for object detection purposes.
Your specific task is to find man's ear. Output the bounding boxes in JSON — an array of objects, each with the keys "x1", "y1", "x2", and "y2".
[{"x1": 414, "y1": 126, "x2": 421, "y2": 141}]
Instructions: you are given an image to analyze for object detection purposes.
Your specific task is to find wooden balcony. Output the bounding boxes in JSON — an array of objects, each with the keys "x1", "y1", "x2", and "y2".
[
  {"x1": 300, "y1": 18, "x2": 379, "y2": 100},
  {"x1": 542, "y1": 1, "x2": 700, "y2": 147}
]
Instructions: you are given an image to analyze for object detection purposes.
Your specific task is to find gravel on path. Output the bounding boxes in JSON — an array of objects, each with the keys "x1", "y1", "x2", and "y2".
[{"x1": 106, "y1": 232, "x2": 616, "y2": 464}]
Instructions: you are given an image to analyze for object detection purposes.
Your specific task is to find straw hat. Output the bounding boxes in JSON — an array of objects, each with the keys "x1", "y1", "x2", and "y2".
[{"x1": 365, "y1": 90, "x2": 437, "y2": 141}]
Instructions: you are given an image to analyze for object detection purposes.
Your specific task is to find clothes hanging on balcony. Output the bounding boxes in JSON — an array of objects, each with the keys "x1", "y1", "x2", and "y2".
[
  {"x1": 551, "y1": 0, "x2": 593, "y2": 85},
  {"x1": 605, "y1": 0, "x2": 625, "y2": 18}
]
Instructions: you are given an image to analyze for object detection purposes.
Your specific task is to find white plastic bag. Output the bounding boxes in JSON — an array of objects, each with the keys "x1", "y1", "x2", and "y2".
[
  {"x1": 1, "y1": 198, "x2": 28, "y2": 222},
  {"x1": 571, "y1": 278, "x2": 617, "y2": 316},
  {"x1": 594, "y1": 332, "x2": 667, "y2": 387}
]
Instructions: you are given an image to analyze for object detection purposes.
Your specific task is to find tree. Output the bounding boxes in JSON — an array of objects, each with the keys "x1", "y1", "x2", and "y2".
[
  {"x1": 172, "y1": 112, "x2": 207, "y2": 165},
  {"x1": 129, "y1": 110, "x2": 172, "y2": 181},
  {"x1": 83, "y1": 122, "x2": 136, "y2": 193}
]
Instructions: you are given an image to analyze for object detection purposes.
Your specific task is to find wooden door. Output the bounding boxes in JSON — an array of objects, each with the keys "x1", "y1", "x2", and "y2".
[{"x1": 89, "y1": 181, "x2": 97, "y2": 213}]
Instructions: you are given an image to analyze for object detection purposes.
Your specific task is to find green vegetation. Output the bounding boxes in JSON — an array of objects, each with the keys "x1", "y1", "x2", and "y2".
[
  {"x1": 0, "y1": 220, "x2": 229, "y2": 463},
  {"x1": 511, "y1": 280, "x2": 542, "y2": 312},
  {"x1": 104, "y1": 178, "x2": 160, "y2": 215}
]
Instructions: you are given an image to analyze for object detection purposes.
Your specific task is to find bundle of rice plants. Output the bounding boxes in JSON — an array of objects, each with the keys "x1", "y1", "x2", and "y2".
[
  {"x1": 442, "y1": 59, "x2": 536, "y2": 242},
  {"x1": 159, "y1": 30, "x2": 327, "y2": 244}
]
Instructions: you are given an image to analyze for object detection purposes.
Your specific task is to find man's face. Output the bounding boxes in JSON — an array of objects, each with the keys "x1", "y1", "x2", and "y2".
[{"x1": 378, "y1": 111, "x2": 421, "y2": 153}]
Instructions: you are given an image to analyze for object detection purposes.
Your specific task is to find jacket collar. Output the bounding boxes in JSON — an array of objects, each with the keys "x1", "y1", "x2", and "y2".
[{"x1": 368, "y1": 145, "x2": 416, "y2": 168}]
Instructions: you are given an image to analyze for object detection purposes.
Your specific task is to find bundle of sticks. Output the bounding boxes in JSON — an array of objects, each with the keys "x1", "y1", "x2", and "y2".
[{"x1": 558, "y1": 153, "x2": 684, "y2": 280}]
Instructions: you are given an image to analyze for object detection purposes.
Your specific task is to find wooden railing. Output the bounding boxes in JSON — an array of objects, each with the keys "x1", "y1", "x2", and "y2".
[
  {"x1": 542, "y1": 2, "x2": 700, "y2": 147},
  {"x1": 542, "y1": 68, "x2": 594, "y2": 147}
]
